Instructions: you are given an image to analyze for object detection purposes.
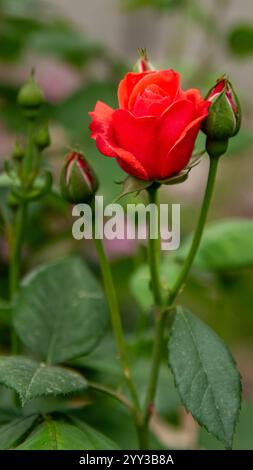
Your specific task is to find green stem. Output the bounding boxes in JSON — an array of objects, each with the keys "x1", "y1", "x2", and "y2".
[
  {"x1": 87, "y1": 380, "x2": 133, "y2": 412},
  {"x1": 140, "y1": 184, "x2": 165, "y2": 448},
  {"x1": 93, "y1": 223, "x2": 141, "y2": 425},
  {"x1": 140, "y1": 157, "x2": 219, "y2": 448},
  {"x1": 147, "y1": 185, "x2": 163, "y2": 307},
  {"x1": 9, "y1": 204, "x2": 27, "y2": 356},
  {"x1": 135, "y1": 307, "x2": 148, "y2": 349},
  {"x1": 22, "y1": 121, "x2": 35, "y2": 187},
  {"x1": 143, "y1": 310, "x2": 166, "y2": 419},
  {"x1": 168, "y1": 155, "x2": 219, "y2": 305},
  {"x1": 9, "y1": 205, "x2": 27, "y2": 299},
  {"x1": 9, "y1": 120, "x2": 35, "y2": 354}
]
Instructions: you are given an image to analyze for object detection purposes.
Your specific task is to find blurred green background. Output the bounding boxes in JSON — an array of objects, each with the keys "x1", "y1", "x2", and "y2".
[{"x1": 0, "y1": 0, "x2": 253, "y2": 449}]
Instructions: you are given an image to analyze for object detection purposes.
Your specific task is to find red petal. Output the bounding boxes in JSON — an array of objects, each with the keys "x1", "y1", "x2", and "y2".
[
  {"x1": 112, "y1": 109, "x2": 157, "y2": 178},
  {"x1": 133, "y1": 85, "x2": 173, "y2": 117},
  {"x1": 90, "y1": 102, "x2": 149, "y2": 179},
  {"x1": 118, "y1": 71, "x2": 153, "y2": 109},
  {"x1": 158, "y1": 99, "x2": 195, "y2": 160},
  {"x1": 115, "y1": 149, "x2": 149, "y2": 180},
  {"x1": 160, "y1": 112, "x2": 208, "y2": 179},
  {"x1": 185, "y1": 89, "x2": 210, "y2": 116},
  {"x1": 128, "y1": 70, "x2": 180, "y2": 111},
  {"x1": 89, "y1": 101, "x2": 116, "y2": 157},
  {"x1": 209, "y1": 79, "x2": 225, "y2": 98},
  {"x1": 185, "y1": 88, "x2": 203, "y2": 107}
]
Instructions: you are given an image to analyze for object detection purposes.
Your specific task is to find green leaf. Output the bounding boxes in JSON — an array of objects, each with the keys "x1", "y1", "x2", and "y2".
[
  {"x1": 77, "y1": 398, "x2": 162, "y2": 450},
  {"x1": 228, "y1": 24, "x2": 253, "y2": 57},
  {"x1": 0, "y1": 356, "x2": 87, "y2": 406},
  {"x1": 71, "y1": 335, "x2": 121, "y2": 386},
  {"x1": 13, "y1": 257, "x2": 108, "y2": 364},
  {"x1": 168, "y1": 307, "x2": 241, "y2": 448},
  {"x1": 0, "y1": 415, "x2": 37, "y2": 450},
  {"x1": 130, "y1": 261, "x2": 181, "y2": 310},
  {"x1": 72, "y1": 418, "x2": 120, "y2": 449},
  {"x1": 0, "y1": 407, "x2": 19, "y2": 424},
  {"x1": 17, "y1": 420, "x2": 110, "y2": 450},
  {"x1": 177, "y1": 219, "x2": 253, "y2": 272},
  {"x1": 199, "y1": 401, "x2": 253, "y2": 450}
]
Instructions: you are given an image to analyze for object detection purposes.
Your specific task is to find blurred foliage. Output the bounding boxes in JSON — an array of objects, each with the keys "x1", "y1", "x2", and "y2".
[
  {"x1": 29, "y1": 21, "x2": 103, "y2": 68},
  {"x1": 0, "y1": 0, "x2": 104, "y2": 67},
  {"x1": 122, "y1": 0, "x2": 219, "y2": 35},
  {"x1": 123, "y1": 0, "x2": 186, "y2": 11},
  {"x1": 177, "y1": 219, "x2": 253, "y2": 272},
  {"x1": 228, "y1": 23, "x2": 253, "y2": 57}
]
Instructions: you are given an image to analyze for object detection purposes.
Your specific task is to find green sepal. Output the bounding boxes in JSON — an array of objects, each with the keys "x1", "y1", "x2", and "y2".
[{"x1": 115, "y1": 175, "x2": 152, "y2": 201}]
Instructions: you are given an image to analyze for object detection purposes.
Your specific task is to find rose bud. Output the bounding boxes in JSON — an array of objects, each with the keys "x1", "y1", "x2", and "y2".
[
  {"x1": 202, "y1": 77, "x2": 241, "y2": 158},
  {"x1": 89, "y1": 65, "x2": 210, "y2": 181},
  {"x1": 17, "y1": 71, "x2": 45, "y2": 119},
  {"x1": 34, "y1": 123, "x2": 51, "y2": 151},
  {"x1": 60, "y1": 151, "x2": 99, "y2": 204},
  {"x1": 133, "y1": 48, "x2": 155, "y2": 73}
]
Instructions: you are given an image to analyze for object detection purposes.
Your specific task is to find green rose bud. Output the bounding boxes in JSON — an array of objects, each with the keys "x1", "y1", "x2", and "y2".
[
  {"x1": 12, "y1": 140, "x2": 25, "y2": 161},
  {"x1": 202, "y1": 77, "x2": 241, "y2": 158},
  {"x1": 34, "y1": 124, "x2": 51, "y2": 150},
  {"x1": 17, "y1": 71, "x2": 45, "y2": 119},
  {"x1": 60, "y1": 151, "x2": 99, "y2": 204}
]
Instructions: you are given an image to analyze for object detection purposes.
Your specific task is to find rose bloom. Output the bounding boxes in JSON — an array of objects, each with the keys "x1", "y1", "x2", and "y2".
[{"x1": 89, "y1": 69, "x2": 210, "y2": 181}]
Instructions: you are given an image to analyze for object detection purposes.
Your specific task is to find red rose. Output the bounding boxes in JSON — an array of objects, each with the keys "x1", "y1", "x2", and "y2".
[{"x1": 89, "y1": 70, "x2": 210, "y2": 181}]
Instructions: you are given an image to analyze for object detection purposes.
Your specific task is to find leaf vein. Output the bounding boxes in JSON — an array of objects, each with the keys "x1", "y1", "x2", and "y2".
[{"x1": 181, "y1": 311, "x2": 226, "y2": 438}]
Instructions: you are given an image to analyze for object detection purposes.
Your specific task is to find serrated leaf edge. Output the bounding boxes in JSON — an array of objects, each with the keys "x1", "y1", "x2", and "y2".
[{"x1": 168, "y1": 308, "x2": 242, "y2": 449}]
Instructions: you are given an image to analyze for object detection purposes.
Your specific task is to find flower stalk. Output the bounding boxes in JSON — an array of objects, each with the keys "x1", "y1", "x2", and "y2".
[
  {"x1": 138, "y1": 184, "x2": 166, "y2": 448},
  {"x1": 168, "y1": 155, "x2": 219, "y2": 305},
  {"x1": 8, "y1": 73, "x2": 49, "y2": 355},
  {"x1": 92, "y1": 218, "x2": 144, "y2": 441},
  {"x1": 147, "y1": 184, "x2": 163, "y2": 308},
  {"x1": 9, "y1": 127, "x2": 35, "y2": 355},
  {"x1": 94, "y1": 234, "x2": 140, "y2": 408},
  {"x1": 139, "y1": 155, "x2": 219, "y2": 449}
]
